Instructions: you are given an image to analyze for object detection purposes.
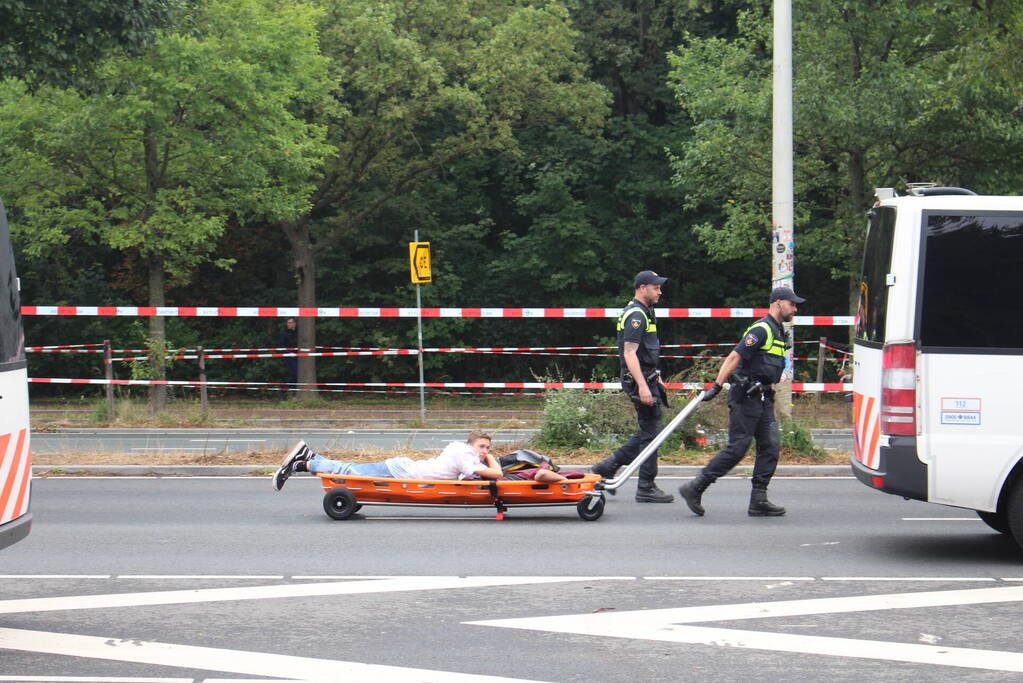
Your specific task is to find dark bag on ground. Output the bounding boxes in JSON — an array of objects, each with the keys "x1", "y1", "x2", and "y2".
[{"x1": 499, "y1": 448, "x2": 560, "y2": 474}]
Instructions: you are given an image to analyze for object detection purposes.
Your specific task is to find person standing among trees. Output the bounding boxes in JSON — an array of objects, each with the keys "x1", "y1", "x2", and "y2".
[
  {"x1": 678, "y1": 287, "x2": 806, "y2": 517},
  {"x1": 591, "y1": 270, "x2": 674, "y2": 503},
  {"x1": 277, "y1": 317, "x2": 298, "y2": 400}
]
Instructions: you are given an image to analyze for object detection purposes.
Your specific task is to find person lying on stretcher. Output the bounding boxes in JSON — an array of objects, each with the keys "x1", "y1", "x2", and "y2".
[{"x1": 272, "y1": 430, "x2": 569, "y2": 491}]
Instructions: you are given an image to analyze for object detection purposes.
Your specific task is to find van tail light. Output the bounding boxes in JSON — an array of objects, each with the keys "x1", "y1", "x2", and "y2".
[{"x1": 881, "y1": 342, "x2": 916, "y2": 436}]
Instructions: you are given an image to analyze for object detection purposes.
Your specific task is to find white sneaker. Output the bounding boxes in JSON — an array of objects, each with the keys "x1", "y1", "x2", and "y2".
[{"x1": 273, "y1": 441, "x2": 311, "y2": 491}]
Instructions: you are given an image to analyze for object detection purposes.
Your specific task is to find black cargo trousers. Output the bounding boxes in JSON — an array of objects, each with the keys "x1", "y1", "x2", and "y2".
[
  {"x1": 702, "y1": 385, "x2": 780, "y2": 489},
  {"x1": 608, "y1": 381, "x2": 662, "y2": 481}
]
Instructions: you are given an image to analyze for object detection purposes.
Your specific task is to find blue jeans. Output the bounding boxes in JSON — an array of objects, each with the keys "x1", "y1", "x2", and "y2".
[{"x1": 307, "y1": 455, "x2": 392, "y2": 477}]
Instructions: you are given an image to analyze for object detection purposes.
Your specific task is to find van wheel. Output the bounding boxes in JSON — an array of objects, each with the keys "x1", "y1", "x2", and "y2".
[
  {"x1": 1008, "y1": 483, "x2": 1023, "y2": 552},
  {"x1": 977, "y1": 510, "x2": 1011, "y2": 535}
]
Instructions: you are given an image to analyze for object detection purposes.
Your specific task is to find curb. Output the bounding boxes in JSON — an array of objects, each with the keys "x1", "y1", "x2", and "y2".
[{"x1": 31, "y1": 464, "x2": 853, "y2": 477}]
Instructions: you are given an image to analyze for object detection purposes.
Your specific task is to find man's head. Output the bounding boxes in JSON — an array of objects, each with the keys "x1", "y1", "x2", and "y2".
[
  {"x1": 634, "y1": 270, "x2": 667, "y2": 306},
  {"x1": 769, "y1": 287, "x2": 806, "y2": 323},
  {"x1": 286, "y1": 317, "x2": 297, "y2": 330},
  {"x1": 466, "y1": 430, "x2": 492, "y2": 459}
]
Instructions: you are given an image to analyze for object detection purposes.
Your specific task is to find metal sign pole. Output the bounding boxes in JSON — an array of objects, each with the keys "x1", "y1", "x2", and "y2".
[{"x1": 414, "y1": 230, "x2": 426, "y2": 422}]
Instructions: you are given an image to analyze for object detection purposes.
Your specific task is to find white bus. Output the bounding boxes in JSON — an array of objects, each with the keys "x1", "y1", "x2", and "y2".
[
  {"x1": 851, "y1": 185, "x2": 1023, "y2": 551},
  {"x1": 0, "y1": 198, "x2": 31, "y2": 549}
]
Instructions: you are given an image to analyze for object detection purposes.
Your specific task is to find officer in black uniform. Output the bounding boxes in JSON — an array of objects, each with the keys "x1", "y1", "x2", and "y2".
[
  {"x1": 678, "y1": 286, "x2": 806, "y2": 517},
  {"x1": 591, "y1": 270, "x2": 674, "y2": 503}
]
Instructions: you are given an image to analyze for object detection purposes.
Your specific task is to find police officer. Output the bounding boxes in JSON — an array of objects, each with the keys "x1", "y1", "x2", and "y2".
[
  {"x1": 678, "y1": 287, "x2": 806, "y2": 517},
  {"x1": 591, "y1": 270, "x2": 674, "y2": 503}
]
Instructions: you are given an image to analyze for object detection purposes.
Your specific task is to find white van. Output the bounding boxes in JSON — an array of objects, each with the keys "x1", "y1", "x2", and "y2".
[
  {"x1": 851, "y1": 185, "x2": 1023, "y2": 550},
  {"x1": 0, "y1": 198, "x2": 31, "y2": 549}
]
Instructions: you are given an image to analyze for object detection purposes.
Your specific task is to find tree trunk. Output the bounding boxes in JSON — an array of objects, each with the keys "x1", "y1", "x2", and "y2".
[
  {"x1": 147, "y1": 253, "x2": 167, "y2": 415},
  {"x1": 282, "y1": 220, "x2": 318, "y2": 400}
]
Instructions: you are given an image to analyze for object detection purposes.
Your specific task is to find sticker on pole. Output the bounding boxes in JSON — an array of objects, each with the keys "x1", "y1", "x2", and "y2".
[{"x1": 409, "y1": 242, "x2": 432, "y2": 284}]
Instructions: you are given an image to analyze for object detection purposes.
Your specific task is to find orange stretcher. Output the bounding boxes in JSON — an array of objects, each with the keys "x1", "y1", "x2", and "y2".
[
  {"x1": 315, "y1": 391, "x2": 710, "y2": 522},
  {"x1": 317, "y1": 472, "x2": 607, "y2": 521}
]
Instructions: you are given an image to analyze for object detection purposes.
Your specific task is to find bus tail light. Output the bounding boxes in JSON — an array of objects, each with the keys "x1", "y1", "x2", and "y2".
[{"x1": 881, "y1": 342, "x2": 916, "y2": 436}]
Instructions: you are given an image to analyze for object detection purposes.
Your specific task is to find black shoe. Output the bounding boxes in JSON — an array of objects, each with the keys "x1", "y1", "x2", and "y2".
[
  {"x1": 273, "y1": 440, "x2": 311, "y2": 491},
  {"x1": 679, "y1": 474, "x2": 712, "y2": 516},
  {"x1": 591, "y1": 456, "x2": 621, "y2": 480},
  {"x1": 748, "y1": 488, "x2": 786, "y2": 516},
  {"x1": 636, "y1": 482, "x2": 674, "y2": 503}
]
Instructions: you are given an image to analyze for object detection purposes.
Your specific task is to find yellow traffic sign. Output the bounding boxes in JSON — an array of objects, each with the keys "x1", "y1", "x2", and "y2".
[{"x1": 409, "y1": 241, "x2": 431, "y2": 283}]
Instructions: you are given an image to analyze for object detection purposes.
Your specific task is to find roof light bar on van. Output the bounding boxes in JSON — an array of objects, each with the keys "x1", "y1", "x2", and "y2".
[{"x1": 881, "y1": 342, "x2": 917, "y2": 436}]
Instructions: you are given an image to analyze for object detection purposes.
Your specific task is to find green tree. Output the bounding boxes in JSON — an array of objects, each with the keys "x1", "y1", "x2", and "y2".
[
  {"x1": 0, "y1": 0, "x2": 185, "y2": 88},
  {"x1": 667, "y1": 1, "x2": 1023, "y2": 314},
  {"x1": 0, "y1": 0, "x2": 332, "y2": 411},
  {"x1": 279, "y1": 0, "x2": 610, "y2": 392}
]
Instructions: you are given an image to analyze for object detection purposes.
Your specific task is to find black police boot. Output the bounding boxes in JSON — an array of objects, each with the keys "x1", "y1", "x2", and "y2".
[
  {"x1": 591, "y1": 456, "x2": 621, "y2": 480},
  {"x1": 748, "y1": 488, "x2": 786, "y2": 517},
  {"x1": 678, "y1": 474, "x2": 712, "y2": 516},
  {"x1": 636, "y1": 480, "x2": 674, "y2": 503}
]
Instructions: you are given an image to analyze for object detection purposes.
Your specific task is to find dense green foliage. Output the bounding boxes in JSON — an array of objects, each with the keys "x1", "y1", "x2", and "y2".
[
  {"x1": 668, "y1": 1, "x2": 1023, "y2": 313},
  {"x1": 3, "y1": 0, "x2": 1022, "y2": 402},
  {"x1": 535, "y1": 387, "x2": 724, "y2": 454},
  {"x1": 0, "y1": 0, "x2": 185, "y2": 88}
]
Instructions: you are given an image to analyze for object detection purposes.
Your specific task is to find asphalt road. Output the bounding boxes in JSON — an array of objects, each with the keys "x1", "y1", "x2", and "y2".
[
  {"x1": 31, "y1": 427, "x2": 853, "y2": 454},
  {"x1": 1, "y1": 475, "x2": 1021, "y2": 681}
]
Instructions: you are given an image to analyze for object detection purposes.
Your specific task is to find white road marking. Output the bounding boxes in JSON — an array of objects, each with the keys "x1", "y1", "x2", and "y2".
[
  {"x1": 127, "y1": 448, "x2": 211, "y2": 452},
  {"x1": 116, "y1": 575, "x2": 285, "y2": 580},
  {"x1": 0, "y1": 574, "x2": 112, "y2": 579},
  {"x1": 0, "y1": 576, "x2": 630, "y2": 615},
  {"x1": 902, "y1": 517, "x2": 977, "y2": 521},
  {"x1": 32, "y1": 476, "x2": 269, "y2": 479},
  {"x1": 645, "y1": 576, "x2": 815, "y2": 581},
  {"x1": 189, "y1": 439, "x2": 267, "y2": 443},
  {"x1": 0, "y1": 574, "x2": 1013, "y2": 582},
  {"x1": 0, "y1": 678, "x2": 276, "y2": 682},
  {"x1": 0, "y1": 627, "x2": 550, "y2": 682},
  {"x1": 364, "y1": 516, "x2": 515, "y2": 521},
  {"x1": 290, "y1": 575, "x2": 415, "y2": 579},
  {"x1": 0, "y1": 677, "x2": 189, "y2": 682},
  {"x1": 469, "y1": 585, "x2": 1023, "y2": 673},
  {"x1": 821, "y1": 577, "x2": 996, "y2": 582}
]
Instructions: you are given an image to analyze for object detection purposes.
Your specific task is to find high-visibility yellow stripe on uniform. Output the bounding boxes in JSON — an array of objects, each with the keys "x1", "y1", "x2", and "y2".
[
  {"x1": 744, "y1": 321, "x2": 785, "y2": 356},
  {"x1": 616, "y1": 306, "x2": 657, "y2": 333}
]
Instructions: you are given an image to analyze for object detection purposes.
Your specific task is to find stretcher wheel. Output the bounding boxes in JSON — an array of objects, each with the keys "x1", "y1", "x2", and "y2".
[
  {"x1": 577, "y1": 495, "x2": 605, "y2": 521},
  {"x1": 323, "y1": 487, "x2": 359, "y2": 520}
]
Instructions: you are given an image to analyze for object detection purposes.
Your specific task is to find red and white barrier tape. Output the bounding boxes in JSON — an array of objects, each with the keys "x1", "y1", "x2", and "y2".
[
  {"x1": 211, "y1": 385, "x2": 543, "y2": 397},
  {"x1": 25, "y1": 348, "x2": 106, "y2": 354},
  {"x1": 111, "y1": 349, "x2": 419, "y2": 362},
  {"x1": 20, "y1": 305, "x2": 854, "y2": 325},
  {"x1": 25, "y1": 343, "x2": 105, "y2": 351},
  {"x1": 28, "y1": 377, "x2": 850, "y2": 393}
]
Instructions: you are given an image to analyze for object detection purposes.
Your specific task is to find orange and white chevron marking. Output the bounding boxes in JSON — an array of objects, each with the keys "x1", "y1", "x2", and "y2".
[
  {"x1": 0, "y1": 428, "x2": 31, "y2": 526},
  {"x1": 852, "y1": 392, "x2": 880, "y2": 470}
]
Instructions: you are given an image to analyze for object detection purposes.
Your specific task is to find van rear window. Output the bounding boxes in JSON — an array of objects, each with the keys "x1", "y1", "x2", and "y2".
[
  {"x1": 0, "y1": 200, "x2": 25, "y2": 367},
  {"x1": 920, "y1": 212, "x2": 1023, "y2": 350},
  {"x1": 855, "y1": 206, "x2": 896, "y2": 343}
]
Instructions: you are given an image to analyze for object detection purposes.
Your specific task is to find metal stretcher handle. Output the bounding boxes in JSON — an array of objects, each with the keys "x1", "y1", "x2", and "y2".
[{"x1": 599, "y1": 389, "x2": 710, "y2": 492}]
